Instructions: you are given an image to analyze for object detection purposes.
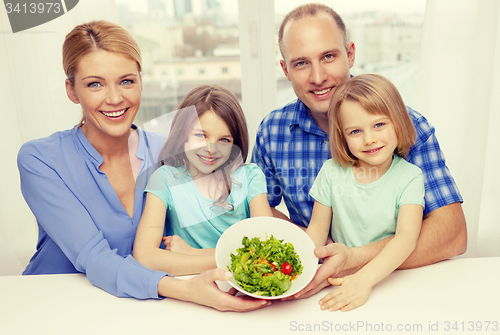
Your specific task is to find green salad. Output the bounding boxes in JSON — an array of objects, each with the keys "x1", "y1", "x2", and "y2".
[{"x1": 229, "y1": 235, "x2": 303, "y2": 297}]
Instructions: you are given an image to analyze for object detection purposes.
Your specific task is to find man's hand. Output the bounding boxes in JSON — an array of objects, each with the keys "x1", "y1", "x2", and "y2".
[{"x1": 293, "y1": 243, "x2": 352, "y2": 299}]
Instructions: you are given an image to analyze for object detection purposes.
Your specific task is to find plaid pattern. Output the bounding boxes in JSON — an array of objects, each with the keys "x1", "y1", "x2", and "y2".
[{"x1": 251, "y1": 98, "x2": 463, "y2": 227}]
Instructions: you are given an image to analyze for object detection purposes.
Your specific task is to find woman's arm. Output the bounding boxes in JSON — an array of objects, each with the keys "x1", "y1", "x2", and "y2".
[
  {"x1": 133, "y1": 193, "x2": 217, "y2": 275},
  {"x1": 18, "y1": 142, "x2": 166, "y2": 299},
  {"x1": 319, "y1": 204, "x2": 423, "y2": 311},
  {"x1": 306, "y1": 201, "x2": 332, "y2": 248}
]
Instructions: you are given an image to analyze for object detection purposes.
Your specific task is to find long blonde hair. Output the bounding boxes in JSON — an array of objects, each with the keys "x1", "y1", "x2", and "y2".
[{"x1": 329, "y1": 74, "x2": 416, "y2": 168}]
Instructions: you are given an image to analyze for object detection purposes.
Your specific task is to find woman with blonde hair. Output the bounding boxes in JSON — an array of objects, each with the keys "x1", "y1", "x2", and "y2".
[{"x1": 17, "y1": 20, "x2": 268, "y2": 311}]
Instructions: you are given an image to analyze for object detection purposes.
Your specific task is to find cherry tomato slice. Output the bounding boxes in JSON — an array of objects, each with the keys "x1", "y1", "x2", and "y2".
[
  {"x1": 281, "y1": 262, "x2": 293, "y2": 275},
  {"x1": 270, "y1": 263, "x2": 277, "y2": 272}
]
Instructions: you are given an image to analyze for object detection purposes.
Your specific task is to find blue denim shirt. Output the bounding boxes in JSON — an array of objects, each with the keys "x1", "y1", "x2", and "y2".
[{"x1": 18, "y1": 125, "x2": 168, "y2": 299}]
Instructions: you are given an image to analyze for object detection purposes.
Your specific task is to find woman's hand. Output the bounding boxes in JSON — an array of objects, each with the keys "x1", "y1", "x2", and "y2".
[
  {"x1": 163, "y1": 235, "x2": 197, "y2": 255},
  {"x1": 160, "y1": 269, "x2": 271, "y2": 312}
]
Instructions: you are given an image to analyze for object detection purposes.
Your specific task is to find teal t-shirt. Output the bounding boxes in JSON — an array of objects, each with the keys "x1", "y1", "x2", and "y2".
[
  {"x1": 145, "y1": 163, "x2": 267, "y2": 248},
  {"x1": 309, "y1": 155, "x2": 425, "y2": 247}
]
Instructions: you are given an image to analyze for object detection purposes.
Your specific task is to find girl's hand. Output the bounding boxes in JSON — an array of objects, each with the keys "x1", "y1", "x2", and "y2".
[
  {"x1": 319, "y1": 274, "x2": 372, "y2": 312},
  {"x1": 183, "y1": 269, "x2": 271, "y2": 312},
  {"x1": 163, "y1": 235, "x2": 196, "y2": 255}
]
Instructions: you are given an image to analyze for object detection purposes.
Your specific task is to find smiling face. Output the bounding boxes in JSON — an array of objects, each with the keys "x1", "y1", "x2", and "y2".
[
  {"x1": 66, "y1": 49, "x2": 142, "y2": 142},
  {"x1": 280, "y1": 12, "x2": 355, "y2": 118},
  {"x1": 340, "y1": 100, "x2": 398, "y2": 175},
  {"x1": 184, "y1": 109, "x2": 235, "y2": 178}
]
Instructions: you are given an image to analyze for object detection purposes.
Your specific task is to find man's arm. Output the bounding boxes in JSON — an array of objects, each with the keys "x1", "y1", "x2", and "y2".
[
  {"x1": 400, "y1": 201, "x2": 467, "y2": 268},
  {"x1": 295, "y1": 202, "x2": 467, "y2": 299},
  {"x1": 334, "y1": 202, "x2": 467, "y2": 276}
]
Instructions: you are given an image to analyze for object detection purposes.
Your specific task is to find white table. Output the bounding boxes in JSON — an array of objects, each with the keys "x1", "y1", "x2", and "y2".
[{"x1": 1, "y1": 257, "x2": 499, "y2": 335}]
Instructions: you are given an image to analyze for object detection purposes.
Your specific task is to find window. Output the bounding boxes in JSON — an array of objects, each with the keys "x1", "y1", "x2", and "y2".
[
  {"x1": 115, "y1": 0, "x2": 426, "y2": 126},
  {"x1": 274, "y1": 0, "x2": 426, "y2": 108},
  {"x1": 116, "y1": 0, "x2": 241, "y2": 127}
]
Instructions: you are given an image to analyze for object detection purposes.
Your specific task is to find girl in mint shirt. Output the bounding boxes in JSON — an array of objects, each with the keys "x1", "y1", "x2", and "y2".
[
  {"x1": 133, "y1": 85, "x2": 273, "y2": 276},
  {"x1": 306, "y1": 74, "x2": 425, "y2": 312}
]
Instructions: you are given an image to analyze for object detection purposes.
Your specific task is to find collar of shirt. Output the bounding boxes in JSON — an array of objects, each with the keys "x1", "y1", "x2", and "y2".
[
  {"x1": 289, "y1": 99, "x2": 328, "y2": 138},
  {"x1": 74, "y1": 124, "x2": 148, "y2": 168}
]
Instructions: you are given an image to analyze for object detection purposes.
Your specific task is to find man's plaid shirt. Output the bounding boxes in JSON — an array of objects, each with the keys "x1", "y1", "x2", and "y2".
[{"x1": 251, "y1": 98, "x2": 463, "y2": 227}]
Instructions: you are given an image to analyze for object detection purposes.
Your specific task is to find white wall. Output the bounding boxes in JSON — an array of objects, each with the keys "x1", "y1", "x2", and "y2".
[
  {"x1": 415, "y1": 0, "x2": 500, "y2": 257},
  {"x1": 0, "y1": 1, "x2": 119, "y2": 274}
]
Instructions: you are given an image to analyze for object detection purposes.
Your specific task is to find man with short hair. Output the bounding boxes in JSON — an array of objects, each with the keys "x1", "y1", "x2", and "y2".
[{"x1": 251, "y1": 3, "x2": 466, "y2": 298}]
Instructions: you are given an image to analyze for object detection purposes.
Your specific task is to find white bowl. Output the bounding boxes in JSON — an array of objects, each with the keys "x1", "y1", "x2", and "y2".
[{"x1": 215, "y1": 217, "x2": 319, "y2": 299}]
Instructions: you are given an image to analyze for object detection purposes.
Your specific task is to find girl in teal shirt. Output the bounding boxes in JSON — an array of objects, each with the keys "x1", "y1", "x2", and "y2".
[{"x1": 134, "y1": 85, "x2": 272, "y2": 276}]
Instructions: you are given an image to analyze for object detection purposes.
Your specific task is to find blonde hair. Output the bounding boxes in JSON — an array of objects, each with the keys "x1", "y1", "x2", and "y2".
[
  {"x1": 62, "y1": 20, "x2": 142, "y2": 124},
  {"x1": 329, "y1": 74, "x2": 416, "y2": 168}
]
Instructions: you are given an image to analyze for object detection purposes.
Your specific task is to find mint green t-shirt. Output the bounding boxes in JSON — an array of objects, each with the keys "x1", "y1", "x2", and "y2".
[
  {"x1": 309, "y1": 155, "x2": 425, "y2": 247},
  {"x1": 145, "y1": 163, "x2": 267, "y2": 249}
]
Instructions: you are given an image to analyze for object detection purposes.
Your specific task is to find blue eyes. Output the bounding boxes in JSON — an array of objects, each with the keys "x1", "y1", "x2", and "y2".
[
  {"x1": 194, "y1": 133, "x2": 232, "y2": 143},
  {"x1": 87, "y1": 79, "x2": 133, "y2": 88},
  {"x1": 349, "y1": 123, "x2": 386, "y2": 135},
  {"x1": 293, "y1": 54, "x2": 335, "y2": 68},
  {"x1": 294, "y1": 61, "x2": 305, "y2": 68}
]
